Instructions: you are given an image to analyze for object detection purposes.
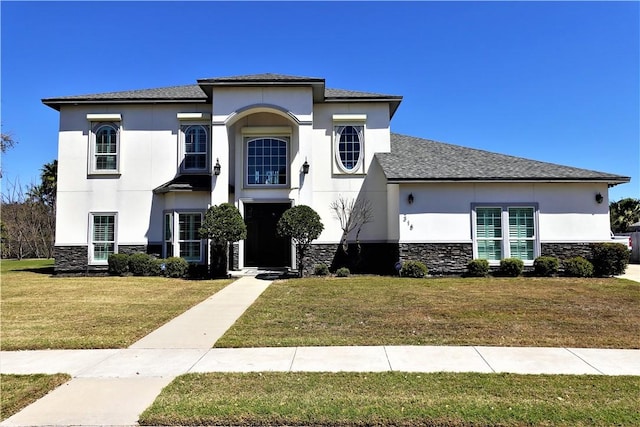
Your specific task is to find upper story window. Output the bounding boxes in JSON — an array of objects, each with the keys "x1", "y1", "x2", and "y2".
[
  {"x1": 87, "y1": 114, "x2": 121, "y2": 175},
  {"x1": 180, "y1": 125, "x2": 210, "y2": 173},
  {"x1": 94, "y1": 124, "x2": 119, "y2": 171},
  {"x1": 246, "y1": 137, "x2": 289, "y2": 186},
  {"x1": 333, "y1": 115, "x2": 366, "y2": 174},
  {"x1": 336, "y1": 125, "x2": 363, "y2": 172}
]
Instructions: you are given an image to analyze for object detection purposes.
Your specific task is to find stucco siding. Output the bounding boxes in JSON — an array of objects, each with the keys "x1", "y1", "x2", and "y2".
[{"x1": 397, "y1": 182, "x2": 612, "y2": 244}]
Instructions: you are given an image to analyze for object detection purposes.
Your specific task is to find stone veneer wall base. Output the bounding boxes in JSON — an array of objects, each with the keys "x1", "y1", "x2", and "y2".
[
  {"x1": 400, "y1": 242, "x2": 473, "y2": 275},
  {"x1": 54, "y1": 244, "x2": 147, "y2": 275}
]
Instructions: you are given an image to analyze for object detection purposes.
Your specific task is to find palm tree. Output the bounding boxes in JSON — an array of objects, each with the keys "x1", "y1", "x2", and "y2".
[{"x1": 610, "y1": 198, "x2": 640, "y2": 233}]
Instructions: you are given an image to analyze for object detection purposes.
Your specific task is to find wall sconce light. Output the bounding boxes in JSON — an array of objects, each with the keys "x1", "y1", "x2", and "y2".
[
  {"x1": 302, "y1": 159, "x2": 310, "y2": 175},
  {"x1": 408, "y1": 193, "x2": 414, "y2": 204},
  {"x1": 213, "y1": 158, "x2": 221, "y2": 176},
  {"x1": 595, "y1": 192, "x2": 603, "y2": 204}
]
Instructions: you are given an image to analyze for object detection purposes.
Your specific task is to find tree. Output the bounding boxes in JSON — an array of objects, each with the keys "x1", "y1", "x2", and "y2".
[
  {"x1": 277, "y1": 205, "x2": 324, "y2": 277},
  {"x1": 27, "y1": 160, "x2": 58, "y2": 208},
  {"x1": 329, "y1": 196, "x2": 373, "y2": 253},
  {"x1": 199, "y1": 203, "x2": 247, "y2": 276},
  {"x1": 1, "y1": 132, "x2": 17, "y2": 153},
  {"x1": 1, "y1": 132, "x2": 18, "y2": 178},
  {"x1": 610, "y1": 198, "x2": 640, "y2": 233}
]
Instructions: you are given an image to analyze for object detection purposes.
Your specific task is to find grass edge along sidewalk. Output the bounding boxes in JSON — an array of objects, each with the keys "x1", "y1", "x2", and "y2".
[{"x1": 140, "y1": 371, "x2": 640, "y2": 427}]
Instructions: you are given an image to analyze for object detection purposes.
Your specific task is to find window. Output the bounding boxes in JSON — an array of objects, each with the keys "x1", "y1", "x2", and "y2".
[
  {"x1": 508, "y1": 208, "x2": 535, "y2": 260},
  {"x1": 181, "y1": 125, "x2": 209, "y2": 172},
  {"x1": 90, "y1": 213, "x2": 116, "y2": 264},
  {"x1": 476, "y1": 208, "x2": 503, "y2": 261},
  {"x1": 90, "y1": 123, "x2": 120, "y2": 174},
  {"x1": 178, "y1": 213, "x2": 202, "y2": 262},
  {"x1": 473, "y1": 205, "x2": 538, "y2": 263},
  {"x1": 246, "y1": 137, "x2": 288, "y2": 186},
  {"x1": 335, "y1": 125, "x2": 363, "y2": 172},
  {"x1": 164, "y1": 213, "x2": 173, "y2": 258}
]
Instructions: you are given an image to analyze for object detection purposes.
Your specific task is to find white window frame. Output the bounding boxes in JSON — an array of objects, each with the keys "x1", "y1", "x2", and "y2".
[
  {"x1": 332, "y1": 114, "x2": 366, "y2": 175},
  {"x1": 163, "y1": 211, "x2": 205, "y2": 263},
  {"x1": 179, "y1": 124, "x2": 210, "y2": 173},
  {"x1": 89, "y1": 212, "x2": 117, "y2": 265},
  {"x1": 471, "y1": 204, "x2": 540, "y2": 265},
  {"x1": 241, "y1": 127, "x2": 292, "y2": 188},
  {"x1": 88, "y1": 121, "x2": 121, "y2": 175}
]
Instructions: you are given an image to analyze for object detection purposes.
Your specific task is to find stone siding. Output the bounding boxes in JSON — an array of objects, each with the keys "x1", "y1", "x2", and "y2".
[
  {"x1": 304, "y1": 243, "x2": 400, "y2": 276},
  {"x1": 400, "y1": 243, "x2": 473, "y2": 275},
  {"x1": 540, "y1": 243, "x2": 593, "y2": 260},
  {"x1": 54, "y1": 244, "x2": 148, "y2": 275},
  {"x1": 54, "y1": 246, "x2": 89, "y2": 274}
]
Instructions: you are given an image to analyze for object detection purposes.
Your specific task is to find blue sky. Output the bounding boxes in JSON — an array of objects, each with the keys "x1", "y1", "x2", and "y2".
[{"x1": 1, "y1": 1, "x2": 638, "y2": 201}]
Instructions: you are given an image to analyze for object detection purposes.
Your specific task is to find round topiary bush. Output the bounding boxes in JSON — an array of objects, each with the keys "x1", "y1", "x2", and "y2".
[
  {"x1": 533, "y1": 256, "x2": 559, "y2": 277},
  {"x1": 108, "y1": 253, "x2": 130, "y2": 276},
  {"x1": 163, "y1": 257, "x2": 189, "y2": 278},
  {"x1": 499, "y1": 258, "x2": 524, "y2": 277},
  {"x1": 562, "y1": 256, "x2": 594, "y2": 278},
  {"x1": 466, "y1": 259, "x2": 489, "y2": 277},
  {"x1": 335, "y1": 267, "x2": 350, "y2": 277},
  {"x1": 400, "y1": 260, "x2": 428, "y2": 278},
  {"x1": 314, "y1": 263, "x2": 329, "y2": 276}
]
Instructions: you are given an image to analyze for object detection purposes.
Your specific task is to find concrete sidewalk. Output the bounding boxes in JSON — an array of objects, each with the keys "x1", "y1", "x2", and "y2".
[
  {"x1": 1, "y1": 275, "x2": 272, "y2": 427},
  {"x1": 2, "y1": 272, "x2": 640, "y2": 426}
]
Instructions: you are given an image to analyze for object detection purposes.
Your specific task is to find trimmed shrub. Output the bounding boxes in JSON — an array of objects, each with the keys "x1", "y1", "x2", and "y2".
[
  {"x1": 163, "y1": 257, "x2": 189, "y2": 278},
  {"x1": 466, "y1": 259, "x2": 489, "y2": 277},
  {"x1": 336, "y1": 267, "x2": 350, "y2": 277},
  {"x1": 533, "y1": 256, "x2": 559, "y2": 277},
  {"x1": 401, "y1": 260, "x2": 428, "y2": 278},
  {"x1": 108, "y1": 253, "x2": 130, "y2": 276},
  {"x1": 499, "y1": 258, "x2": 524, "y2": 277},
  {"x1": 590, "y1": 242, "x2": 630, "y2": 277},
  {"x1": 562, "y1": 257, "x2": 594, "y2": 278},
  {"x1": 314, "y1": 263, "x2": 330, "y2": 276},
  {"x1": 128, "y1": 253, "x2": 157, "y2": 276}
]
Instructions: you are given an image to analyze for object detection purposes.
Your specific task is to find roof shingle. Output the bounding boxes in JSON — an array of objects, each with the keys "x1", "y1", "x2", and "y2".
[{"x1": 375, "y1": 133, "x2": 630, "y2": 184}]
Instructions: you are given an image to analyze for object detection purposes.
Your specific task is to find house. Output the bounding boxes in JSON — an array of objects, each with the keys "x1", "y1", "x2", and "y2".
[{"x1": 42, "y1": 73, "x2": 630, "y2": 275}]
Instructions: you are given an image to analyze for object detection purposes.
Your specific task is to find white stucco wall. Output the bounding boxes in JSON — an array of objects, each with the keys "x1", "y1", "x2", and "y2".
[
  {"x1": 55, "y1": 104, "x2": 212, "y2": 246},
  {"x1": 396, "y1": 182, "x2": 612, "y2": 243}
]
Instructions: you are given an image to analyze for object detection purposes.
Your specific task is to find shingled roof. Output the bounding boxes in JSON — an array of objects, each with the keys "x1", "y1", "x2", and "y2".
[
  {"x1": 42, "y1": 74, "x2": 402, "y2": 116},
  {"x1": 375, "y1": 133, "x2": 630, "y2": 185}
]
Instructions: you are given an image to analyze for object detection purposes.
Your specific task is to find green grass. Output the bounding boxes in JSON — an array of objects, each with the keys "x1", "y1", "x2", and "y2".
[
  {"x1": 0, "y1": 374, "x2": 71, "y2": 421},
  {"x1": 140, "y1": 372, "x2": 640, "y2": 426},
  {"x1": 1, "y1": 259, "x2": 232, "y2": 350},
  {"x1": 216, "y1": 276, "x2": 640, "y2": 348},
  {"x1": 1, "y1": 258, "x2": 54, "y2": 273}
]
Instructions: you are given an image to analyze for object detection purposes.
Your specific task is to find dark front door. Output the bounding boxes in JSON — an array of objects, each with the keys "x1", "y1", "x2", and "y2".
[{"x1": 244, "y1": 203, "x2": 291, "y2": 267}]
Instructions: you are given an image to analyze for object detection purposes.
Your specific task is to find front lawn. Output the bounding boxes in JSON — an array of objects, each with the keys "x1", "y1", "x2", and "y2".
[
  {"x1": 140, "y1": 372, "x2": 640, "y2": 426},
  {"x1": 216, "y1": 276, "x2": 640, "y2": 348},
  {"x1": 1, "y1": 259, "x2": 231, "y2": 350}
]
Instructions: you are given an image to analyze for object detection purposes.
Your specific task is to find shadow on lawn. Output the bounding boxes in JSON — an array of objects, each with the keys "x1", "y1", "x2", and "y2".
[{"x1": 13, "y1": 266, "x2": 55, "y2": 275}]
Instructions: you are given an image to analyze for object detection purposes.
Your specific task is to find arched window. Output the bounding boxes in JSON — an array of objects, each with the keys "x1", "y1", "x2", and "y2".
[
  {"x1": 93, "y1": 123, "x2": 118, "y2": 171},
  {"x1": 336, "y1": 125, "x2": 362, "y2": 172},
  {"x1": 246, "y1": 137, "x2": 288, "y2": 185},
  {"x1": 183, "y1": 125, "x2": 208, "y2": 171}
]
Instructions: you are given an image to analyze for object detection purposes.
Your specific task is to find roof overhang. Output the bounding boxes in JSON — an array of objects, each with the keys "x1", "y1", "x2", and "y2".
[
  {"x1": 385, "y1": 177, "x2": 631, "y2": 186},
  {"x1": 153, "y1": 174, "x2": 212, "y2": 194},
  {"x1": 42, "y1": 98, "x2": 207, "y2": 111}
]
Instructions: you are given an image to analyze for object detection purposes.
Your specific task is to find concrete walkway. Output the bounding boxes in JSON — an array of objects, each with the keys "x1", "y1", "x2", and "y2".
[{"x1": 2, "y1": 271, "x2": 640, "y2": 426}]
